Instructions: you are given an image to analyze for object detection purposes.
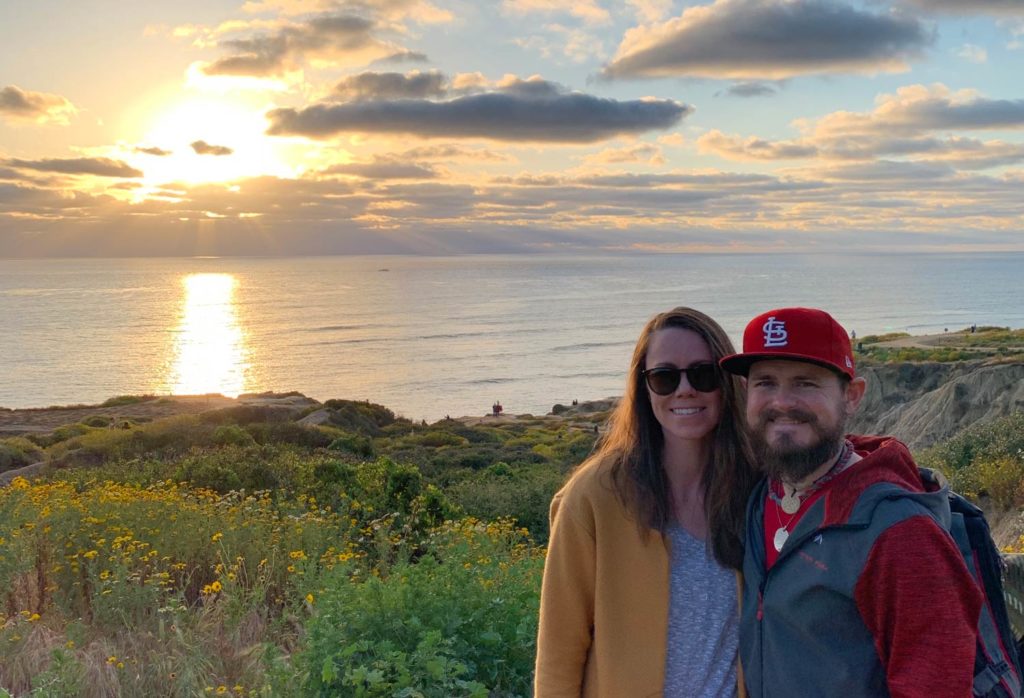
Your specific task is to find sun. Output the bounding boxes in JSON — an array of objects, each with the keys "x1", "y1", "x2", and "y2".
[{"x1": 130, "y1": 95, "x2": 299, "y2": 188}]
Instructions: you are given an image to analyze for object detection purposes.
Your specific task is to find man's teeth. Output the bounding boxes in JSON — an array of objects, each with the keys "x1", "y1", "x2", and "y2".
[{"x1": 671, "y1": 407, "x2": 702, "y2": 415}]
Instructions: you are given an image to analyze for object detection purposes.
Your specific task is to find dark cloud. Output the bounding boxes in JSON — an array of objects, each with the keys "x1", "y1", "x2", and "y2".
[
  {"x1": 323, "y1": 159, "x2": 438, "y2": 178},
  {"x1": 4, "y1": 157, "x2": 143, "y2": 178},
  {"x1": 334, "y1": 70, "x2": 446, "y2": 100},
  {"x1": 889, "y1": 95, "x2": 1024, "y2": 131},
  {"x1": 699, "y1": 128, "x2": 1024, "y2": 168},
  {"x1": 718, "y1": 82, "x2": 778, "y2": 98},
  {"x1": 191, "y1": 140, "x2": 234, "y2": 156},
  {"x1": 135, "y1": 146, "x2": 172, "y2": 156},
  {"x1": 0, "y1": 85, "x2": 76, "y2": 122},
  {"x1": 373, "y1": 50, "x2": 430, "y2": 64},
  {"x1": 814, "y1": 159, "x2": 957, "y2": 181},
  {"x1": 266, "y1": 79, "x2": 690, "y2": 142},
  {"x1": 904, "y1": 0, "x2": 1024, "y2": 14},
  {"x1": 203, "y1": 14, "x2": 388, "y2": 76},
  {"x1": 602, "y1": 0, "x2": 930, "y2": 81}
]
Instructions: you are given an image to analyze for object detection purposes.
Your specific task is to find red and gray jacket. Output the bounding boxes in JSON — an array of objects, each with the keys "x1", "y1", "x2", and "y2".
[{"x1": 740, "y1": 435, "x2": 983, "y2": 698}]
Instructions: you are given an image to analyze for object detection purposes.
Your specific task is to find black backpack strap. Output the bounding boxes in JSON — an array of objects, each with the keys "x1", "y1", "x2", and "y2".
[{"x1": 947, "y1": 496, "x2": 1023, "y2": 698}]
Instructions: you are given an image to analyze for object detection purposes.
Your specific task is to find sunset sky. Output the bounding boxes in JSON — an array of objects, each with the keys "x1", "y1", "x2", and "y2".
[{"x1": 2, "y1": 0, "x2": 1023, "y2": 256}]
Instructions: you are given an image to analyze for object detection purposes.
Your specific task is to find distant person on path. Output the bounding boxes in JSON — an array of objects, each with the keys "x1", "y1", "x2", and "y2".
[
  {"x1": 719, "y1": 307, "x2": 982, "y2": 698},
  {"x1": 534, "y1": 307, "x2": 758, "y2": 697}
]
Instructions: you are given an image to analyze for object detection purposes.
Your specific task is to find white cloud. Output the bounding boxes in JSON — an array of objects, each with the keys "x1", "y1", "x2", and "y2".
[
  {"x1": 956, "y1": 43, "x2": 988, "y2": 63},
  {"x1": 503, "y1": 0, "x2": 611, "y2": 25}
]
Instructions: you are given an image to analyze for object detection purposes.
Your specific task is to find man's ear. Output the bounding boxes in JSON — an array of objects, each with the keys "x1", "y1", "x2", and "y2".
[
  {"x1": 740, "y1": 376, "x2": 747, "y2": 388},
  {"x1": 844, "y1": 376, "x2": 867, "y2": 415}
]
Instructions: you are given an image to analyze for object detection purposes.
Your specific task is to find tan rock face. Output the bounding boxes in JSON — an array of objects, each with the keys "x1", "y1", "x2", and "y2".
[{"x1": 850, "y1": 361, "x2": 1024, "y2": 450}]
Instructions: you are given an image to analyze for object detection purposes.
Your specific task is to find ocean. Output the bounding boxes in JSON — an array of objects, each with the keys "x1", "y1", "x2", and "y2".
[{"x1": 3, "y1": 253, "x2": 1023, "y2": 421}]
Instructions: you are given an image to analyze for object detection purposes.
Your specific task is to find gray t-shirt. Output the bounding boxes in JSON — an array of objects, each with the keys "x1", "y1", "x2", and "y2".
[{"x1": 663, "y1": 524, "x2": 739, "y2": 698}]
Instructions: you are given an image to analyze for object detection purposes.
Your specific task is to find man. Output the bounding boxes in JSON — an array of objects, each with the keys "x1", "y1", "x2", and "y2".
[{"x1": 720, "y1": 307, "x2": 983, "y2": 698}]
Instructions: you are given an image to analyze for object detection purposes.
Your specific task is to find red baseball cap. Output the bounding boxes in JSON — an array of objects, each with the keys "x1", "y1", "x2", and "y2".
[{"x1": 720, "y1": 307, "x2": 855, "y2": 379}]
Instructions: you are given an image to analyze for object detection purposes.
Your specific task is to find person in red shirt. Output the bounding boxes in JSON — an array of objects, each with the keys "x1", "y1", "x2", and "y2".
[{"x1": 720, "y1": 307, "x2": 983, "y2": 698}]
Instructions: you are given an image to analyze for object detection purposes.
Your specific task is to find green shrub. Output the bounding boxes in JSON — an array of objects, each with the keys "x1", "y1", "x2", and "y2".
[
  {"x1": 299, "y1": 519, "x2": 543, "y2": 697},
  {"x1": 324, "y1": 400, "x2": 401, "y2": 436},
  {"x1": 100, "y1": 394, "x2": 154, "y2": 407},
  {"x1": 81, "y1": 415, "x2": 113, "y2": 428},
  {"x1": 327, "y1": 432, "x2": 374, "y2": 457},
  {"x1": 48, "y1": 415, "x2": 212, "y2": 462},
  {"x1": 0, "y1": 438, "x2": 44, "y2": 472},
  {"x1": 974, "y1": 456, "x2": 1024, "y2": 509},
  {"x1": 858, "y1": 332, "x2": 911, "y2": 345},
  {"x1": 172, "y1": 445, "x2": 317, "y2": 494},
  {"x1": 50, "y1": 423, "x2": 93, "y2": 445},
  {"x1": 448, "y1": 464, "x2": 565, "y2": 540},
  {"x1": 918, "y1": 411, "x2": 1024, "y2": 474},
  {"x1": 212, "y1": 425, "x2": 257, "y2": 447},
  {"x1": 919, "y1": 411, "x2": 1024, "y2": 508},
  {"x1": 245, "y1": 422, "x2": 333, "y2": 448}
]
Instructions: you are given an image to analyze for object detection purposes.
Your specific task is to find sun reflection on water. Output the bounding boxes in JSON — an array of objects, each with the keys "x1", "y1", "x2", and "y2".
[{"x1": 168, "y1": 273, "x2": 249, "y2": 396}]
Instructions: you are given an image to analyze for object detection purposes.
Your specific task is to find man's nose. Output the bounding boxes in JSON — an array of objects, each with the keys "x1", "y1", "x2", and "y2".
[{"x1": 767, "y1": 385, "x2": 799, "y2": 410}]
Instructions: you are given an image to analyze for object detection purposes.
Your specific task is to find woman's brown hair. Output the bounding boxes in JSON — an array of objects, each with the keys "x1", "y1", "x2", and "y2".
[{"x1": 598, "y1": 307, "x2": 757, "y2": 569}]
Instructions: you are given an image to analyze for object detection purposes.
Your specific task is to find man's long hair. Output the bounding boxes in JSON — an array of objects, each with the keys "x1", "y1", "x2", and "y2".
[{"x1": 596, "y1": 307, "x2": 757, "y2": 569}]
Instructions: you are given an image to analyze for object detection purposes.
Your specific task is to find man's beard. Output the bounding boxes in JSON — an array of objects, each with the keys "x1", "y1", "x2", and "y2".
[{"x1": 751, "y1": 407, "x2": 846, "y2": 484}]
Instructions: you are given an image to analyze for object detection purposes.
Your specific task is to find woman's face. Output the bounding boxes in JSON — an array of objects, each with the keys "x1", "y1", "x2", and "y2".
[{"x1": 644, "y1": 327, "x2": 723, "y2": 446}]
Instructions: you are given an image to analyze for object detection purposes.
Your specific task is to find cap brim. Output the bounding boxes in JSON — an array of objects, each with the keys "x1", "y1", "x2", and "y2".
[{"x1": 719, "y1": 352, "x2": 851, "y2": 378}]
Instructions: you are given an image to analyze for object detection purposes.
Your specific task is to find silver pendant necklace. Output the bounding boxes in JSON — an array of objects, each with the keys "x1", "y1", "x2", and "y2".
[
  {"x1": 769, "y1": 440, "x2": 855, "y2": 553},
  {"x1": 779, "y1": 484, "x2": 802, "y2": 514}
]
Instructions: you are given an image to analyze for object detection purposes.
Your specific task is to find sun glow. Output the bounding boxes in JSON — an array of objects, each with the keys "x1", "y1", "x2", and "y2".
[
  {"x1": 132, "y1": 96, "x2": 298, "y2": 189},
  {"x1": 166, "y1": 273, "x2": 250, "y2": 397}
]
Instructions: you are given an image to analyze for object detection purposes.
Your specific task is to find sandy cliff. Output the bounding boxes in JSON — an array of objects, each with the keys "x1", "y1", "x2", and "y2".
[{"x1": 850, "y1": 360, "x2": 1024, "y2": 450}]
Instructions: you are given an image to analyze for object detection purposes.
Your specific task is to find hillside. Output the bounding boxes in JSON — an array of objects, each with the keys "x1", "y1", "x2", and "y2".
[
  {"x1": 845, "y1": 326, "x2": 1024, "y2": 449},
  {"x1": 850, "y1": 361, "x2": 1024, "y2": 450}
]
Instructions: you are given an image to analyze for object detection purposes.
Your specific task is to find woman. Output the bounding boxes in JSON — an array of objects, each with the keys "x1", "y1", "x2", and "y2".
[{"x1": 534, "y1": 307, "x2": 757, "y2": 697}]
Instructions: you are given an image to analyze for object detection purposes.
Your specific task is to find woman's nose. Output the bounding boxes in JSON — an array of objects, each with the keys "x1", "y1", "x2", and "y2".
[{"x1": 675, "y1": 374, "x2": 697, "y2": 396}]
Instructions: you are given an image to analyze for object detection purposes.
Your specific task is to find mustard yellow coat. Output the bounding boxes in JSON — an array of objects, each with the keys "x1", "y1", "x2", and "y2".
[{"x1": 533, "y1": 455, "x2": 745, "y2": 698}]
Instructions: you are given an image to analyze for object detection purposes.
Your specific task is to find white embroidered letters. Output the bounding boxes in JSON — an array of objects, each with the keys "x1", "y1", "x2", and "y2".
[{"x1": 762, "y1": 316, "x2": 788, "y2": 347}]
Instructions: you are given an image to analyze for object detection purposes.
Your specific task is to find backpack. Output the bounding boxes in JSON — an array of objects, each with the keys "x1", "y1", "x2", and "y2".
[{"x1": 921, "y1": 468, "x2": 1023, "y2": 698}]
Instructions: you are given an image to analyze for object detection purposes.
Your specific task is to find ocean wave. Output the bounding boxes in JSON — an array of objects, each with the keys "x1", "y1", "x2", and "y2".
[
  {"x1": 550, "y1": 340, "x2": 634, "y2": 352},
  {"x1": 303, "y1": 324, "x2": 383, "y2": 333}
]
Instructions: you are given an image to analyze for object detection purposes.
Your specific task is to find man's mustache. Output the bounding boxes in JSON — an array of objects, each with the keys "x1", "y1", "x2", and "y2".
[{"x1": 756, "y1": 408, "x2": 819, "y2": 429}]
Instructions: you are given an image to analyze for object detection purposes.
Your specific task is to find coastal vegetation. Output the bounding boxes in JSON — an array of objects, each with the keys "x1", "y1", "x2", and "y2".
[
  {"x1": 920, "y1": 411, "x2": 1024, "y2": 510},
  {"x1": 855, "y1": 326, "x2": 1024, "y2": 365},
  {"x1": 2, "y1": 349, "x2": 1023, "y2": 695},
  {"x1": 0, "y1": 400, "x2": 600, "y2": 696}
]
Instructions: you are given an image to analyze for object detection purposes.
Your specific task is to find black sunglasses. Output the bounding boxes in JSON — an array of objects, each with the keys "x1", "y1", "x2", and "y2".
[{"x1": 642, "y1": 362, "x2": 720, "y2": 395}]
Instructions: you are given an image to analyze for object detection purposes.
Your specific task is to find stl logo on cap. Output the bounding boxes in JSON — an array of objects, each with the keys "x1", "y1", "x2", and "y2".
[{"x1": 762, "y1": 316, "x2": 788, "y2": 347}]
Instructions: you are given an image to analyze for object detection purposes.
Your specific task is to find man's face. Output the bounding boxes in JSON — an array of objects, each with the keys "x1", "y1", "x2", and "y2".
[{"x1": 746, "y1": 360, "x2": 864, "y2": 483}]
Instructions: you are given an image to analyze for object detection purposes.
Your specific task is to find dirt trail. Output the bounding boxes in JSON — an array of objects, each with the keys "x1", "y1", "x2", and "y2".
[{"x1": 870, "y1": 331, "x2": 1009, "y2": 352}]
